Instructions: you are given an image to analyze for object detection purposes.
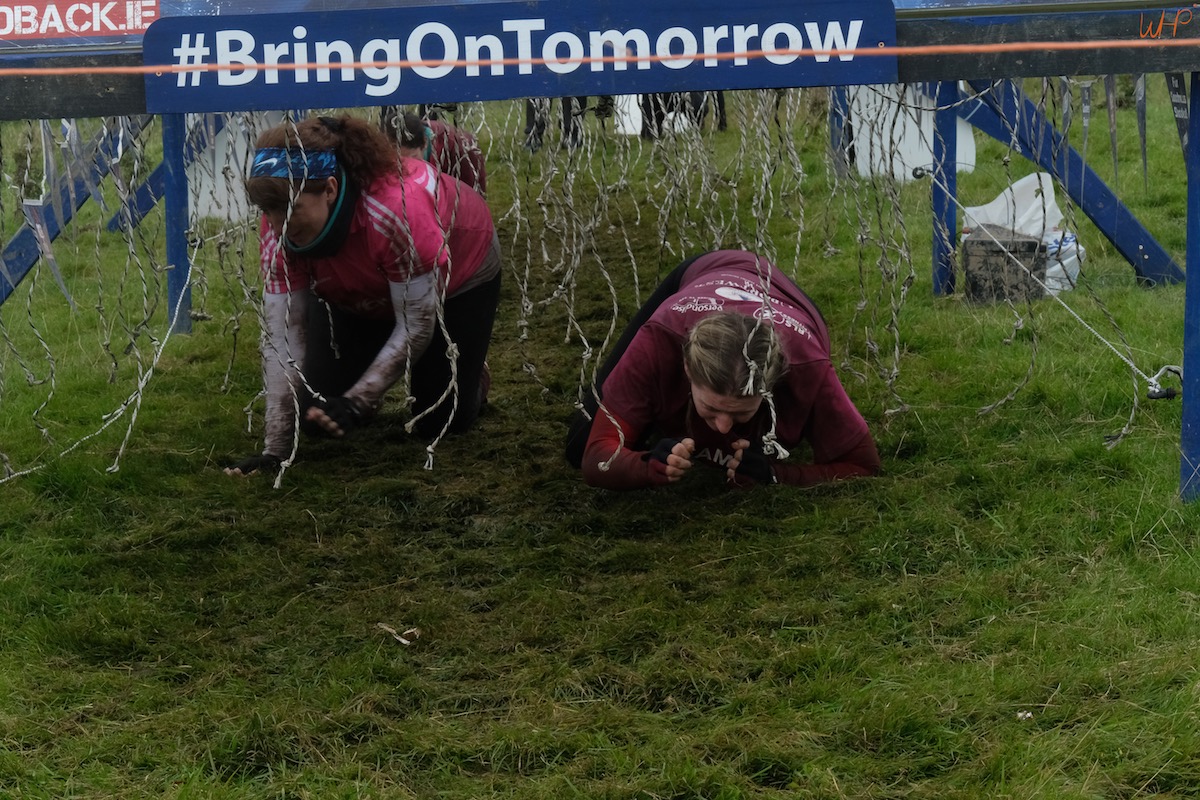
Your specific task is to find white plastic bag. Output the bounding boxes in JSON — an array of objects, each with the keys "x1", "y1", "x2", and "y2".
[
  {"x1": 962, "y1": 172, "x2": 1063, "y2": 236},
  {"x1": 1044, "y1": 232, "x2": 1084, "y2": 296}
]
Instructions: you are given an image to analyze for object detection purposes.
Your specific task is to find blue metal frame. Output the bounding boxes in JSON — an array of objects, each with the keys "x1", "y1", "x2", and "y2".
[
  {"x1": 835, "y1": 80, "x2": 1184, "y2": 291},
  {"x1": 922, "y1": 80, "x2": 1184, "y2": 292},
  {"x1": 162, "y1": 114, "x2": 194, "y2": 335},
  {"x1": 957, "y1": 79, "x2": 1183, "y2": 286},
  {"x1": 1180, "y1": 72, "x2": 1200, "y2": 499},
  {"x1": 828, "y1": 88, "x2": 853, "y2": 180},
  {"x1": 932, "y1": 81, "x2": 959, "y2": 295},
  {"x1": 107, "y1": 114, "x2": 227, "y2": 234},
  {"x1": 0, "y1": 116, "x2": 153, "y2": 306}
]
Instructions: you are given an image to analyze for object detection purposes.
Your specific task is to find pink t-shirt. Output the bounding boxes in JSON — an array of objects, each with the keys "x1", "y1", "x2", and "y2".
[
  {"x1": 259, "y1": 159, "x2": 495, "y2": 320},
  {"x1": 599, "y1": 250, "x2": 871, "y2": 468}
]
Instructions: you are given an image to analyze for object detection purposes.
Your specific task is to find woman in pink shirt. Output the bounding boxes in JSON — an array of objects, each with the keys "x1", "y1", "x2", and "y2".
[{"x1": 227, "y1": 115, "x2": 501, "y2": 476}]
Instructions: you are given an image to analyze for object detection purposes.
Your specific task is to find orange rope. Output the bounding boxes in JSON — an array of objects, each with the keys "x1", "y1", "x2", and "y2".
[{"x1": 4, "y1": 37, "x2": 1200, "y2": 78}]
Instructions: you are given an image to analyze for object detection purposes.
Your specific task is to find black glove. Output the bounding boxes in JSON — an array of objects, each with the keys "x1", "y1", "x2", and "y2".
[
  {"x1": 593, "y1": 95, "x2": 616, "y2": 120},
  {"x1": 643, "y1": 437, "x2": 683, "y2": 464},
  {"x1": 227, "y1": 453, "x2": 281, "y2": 475},
  {"x1": 734, "y1": 449, "x2": 777, "y2": 485},
  {"x1": 300, "y1": 395, "x2": 363, "y2": 438}
]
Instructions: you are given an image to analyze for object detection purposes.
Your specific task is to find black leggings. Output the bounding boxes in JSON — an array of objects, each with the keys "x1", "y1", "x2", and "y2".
[
  {"x1": 304, "y1": 272, "x2": 501, "y2": 438},
  {"x1": 563, "y1": 254, "x2": 703, "y2": 467}
]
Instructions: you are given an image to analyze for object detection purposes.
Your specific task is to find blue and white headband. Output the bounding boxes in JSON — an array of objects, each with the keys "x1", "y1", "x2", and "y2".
[{"x1": 250, "y1": 147, "x2": 338, "y2": 180}]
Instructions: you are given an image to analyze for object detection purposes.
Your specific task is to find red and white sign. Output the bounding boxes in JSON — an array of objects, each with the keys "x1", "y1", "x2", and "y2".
[{"x1": 0, "y1": 0, "x2": 156, "y2": 39}]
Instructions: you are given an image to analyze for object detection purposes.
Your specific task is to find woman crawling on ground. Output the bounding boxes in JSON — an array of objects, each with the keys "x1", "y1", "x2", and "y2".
[{"x1": 564, "y1": 249, "x2": 880, "y2": 489}]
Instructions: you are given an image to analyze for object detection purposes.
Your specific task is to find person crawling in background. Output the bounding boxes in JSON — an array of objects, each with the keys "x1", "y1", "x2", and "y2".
[
  {"x1": 564, "y1": 249, "x2": 880, "y2": 489},
  {"x1": 379, "y1": 106, "x2": 487, "y2": 196},
  {"x1": 225, "y1": 114, "x2": 501, "y2": 477}
]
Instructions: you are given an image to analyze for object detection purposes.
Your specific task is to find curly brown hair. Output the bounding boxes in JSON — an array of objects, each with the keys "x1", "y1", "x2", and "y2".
[{"x1": 245, "y1": 115, "x2": 399, "y2": 212}]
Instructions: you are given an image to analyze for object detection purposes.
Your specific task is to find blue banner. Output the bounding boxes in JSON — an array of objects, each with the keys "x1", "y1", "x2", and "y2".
[{"x1": 142, "y1": 0, "x2": 898, "y2": 112}]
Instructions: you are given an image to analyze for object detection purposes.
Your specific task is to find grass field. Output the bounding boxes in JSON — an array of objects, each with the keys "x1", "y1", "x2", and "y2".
[{"x1": 3, "y1": 84, "x2": 1200, "y2": 798}]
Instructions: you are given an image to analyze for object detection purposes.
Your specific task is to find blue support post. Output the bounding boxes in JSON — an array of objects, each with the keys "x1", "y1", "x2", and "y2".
[
  {"x1": 1181, "y1": 72, "x2": 1200, "y2": 499},
  {"x1": 162, "y1": 113, "x2": 193, "y2": 335},
  {"x1": 828, "y1": 87, "x2": 852, "y2": 179},
  {"x1": 932, "y1": 81, "x2": 958, "y2": 295}
]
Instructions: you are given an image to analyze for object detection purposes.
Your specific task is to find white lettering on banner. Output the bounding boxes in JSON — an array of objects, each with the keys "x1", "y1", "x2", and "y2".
[
  {"x1": 362, "y1": 38, "x2": 402, "y2": 95},
  {"x1": 732, "y1": 25, "x2": 758, "y2": 66},
  {"x1": 262, "y1": 37, "x2": 287, "y2": 84},
  {"x1": 0, "y1": 0, "x2": 154, "y2": 37},
  {"x1": 543, "y1": 30, "x2": 584, "y2": 75},
  {"x1": 464, "y1": 33, "x2": 503, "y2": 77},
  {"x1": 502, "y1": 18, "x2": 545, "y2": 76},
  {"x1": 38, "y1": 2, "x2": 60, "y2": 33},
  {"x1": 172, "y1": 16, "x2": 865, "y2": 96},
  {"x1": 589, "y1": 29, "x2": 651, "y2": 71},
  {"x1": 291, "y1": 26, "x2": 308, "y2": 83},
  {"x1": 314, "y1": 39, "x2": 355, "y2": 85},
  {"x1": 702, "y1": 26, "x2": 729, "y2": 67},
  {"x1": 657, "y1": 26, "x2": 697, "y2": 69},
  {"x1": 408, "y1": 22, "x2": 456, "y2": 80},
  {"x1": 762, "y1": 23, "x2": 802, "y2": 65},
  {"x1": 805, "y1": 19, "x2": 863, "y2": 62},
  {"x1": 213, "y1": 31, "x2": 252, "y2": 87},
  {"x1": 96, "y1": 0, "x2": 115, "y2": 31}
]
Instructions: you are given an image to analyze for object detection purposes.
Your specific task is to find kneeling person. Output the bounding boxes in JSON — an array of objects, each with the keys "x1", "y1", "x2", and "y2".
[{"x1": 227, "y1": 115, "x2": 501, "y2": 476}]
